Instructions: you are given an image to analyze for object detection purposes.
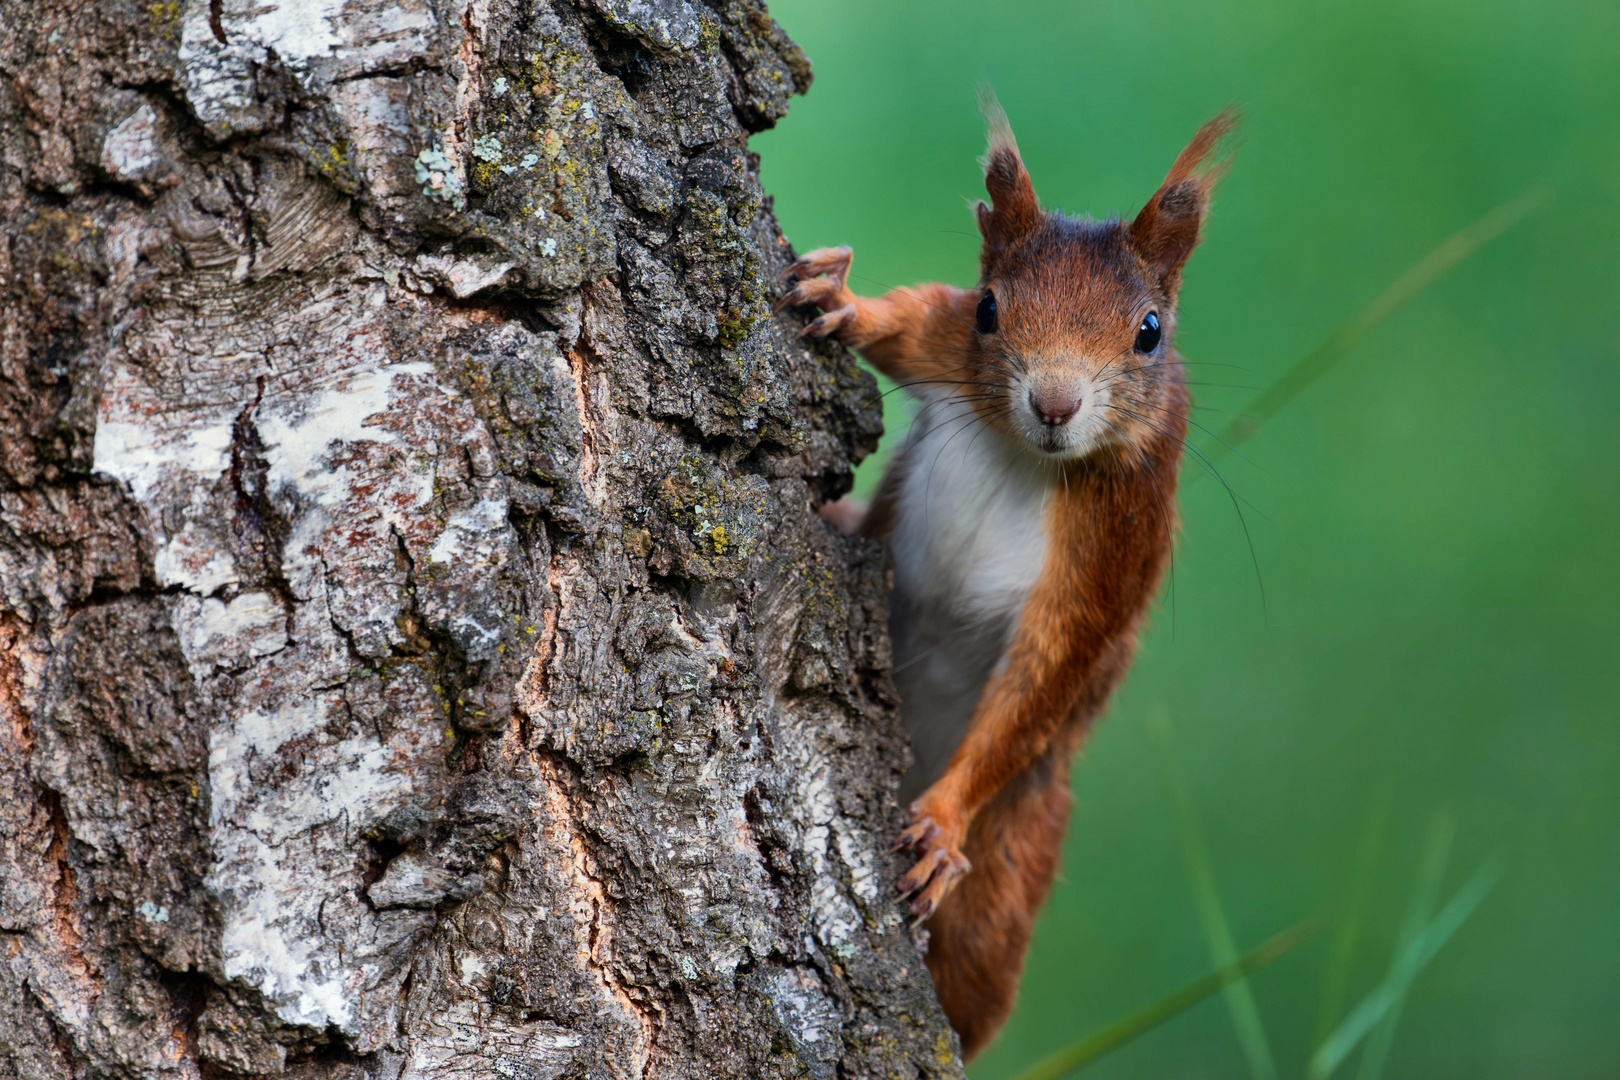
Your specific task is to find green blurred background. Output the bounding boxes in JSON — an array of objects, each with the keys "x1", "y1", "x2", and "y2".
[{"x1": 752, "y1": 0, "x2": 1620, "y2": 1076}]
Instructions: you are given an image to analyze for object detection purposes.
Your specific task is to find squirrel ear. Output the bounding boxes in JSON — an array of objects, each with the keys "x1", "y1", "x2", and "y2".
[
  {"x1": 1130, "y1": 108, "x2": 1240, "y2": 293},
  {"x1": 976, "y1": 92, "x2": 1040, "y2": 265}
]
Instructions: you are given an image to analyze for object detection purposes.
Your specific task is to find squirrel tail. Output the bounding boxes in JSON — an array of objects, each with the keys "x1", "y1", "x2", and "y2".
[{"x1": 922, "y1": 738, "x2": 1076, "y2": 1060}]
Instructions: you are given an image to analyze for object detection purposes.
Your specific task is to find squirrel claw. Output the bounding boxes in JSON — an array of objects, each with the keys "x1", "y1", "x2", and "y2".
[
  {"x1": 894, "y1": 810, "x2": 970, "y2": 918},
  {"x1": 893, "y1": 815, "x2": 938, "y2": 852},
  {"x1": 799, "y1": 305, "x2": 857, "y2": 340},
  {"x1": 775, "y1": 277, "x2": 834, "y2": 312},
  {"x1": 781, "y1": 245, "x2": 853, "y2": 284},
  {"x1": 779, "y1": 246, "x2": 858, "y2": 340},
  {"x1": 896, "y1": 843, "x2": 971, "y2": 919},
  {"x1": 908, "y1": 888, "x2": 943, "y2": 922}
]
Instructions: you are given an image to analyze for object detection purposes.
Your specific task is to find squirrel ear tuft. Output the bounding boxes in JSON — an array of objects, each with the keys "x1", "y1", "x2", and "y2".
[
  {"x1": 976, "y1": 90, "x2": 1040, "y2": 264},
  {"x1": 1130, "y1": 108, "x2": 1241, "y2": 293}
]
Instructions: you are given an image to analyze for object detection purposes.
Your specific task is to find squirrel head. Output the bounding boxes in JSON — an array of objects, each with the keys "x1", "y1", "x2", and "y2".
[{"x1": 969, "y1": 99, "x2": 1238, "y2": 461}]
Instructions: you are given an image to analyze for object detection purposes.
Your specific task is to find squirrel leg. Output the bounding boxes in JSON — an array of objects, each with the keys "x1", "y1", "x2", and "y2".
[
  {"x1": 923, "y1": 732, "x2": 1077, "y2": 1060},
  {"x1": 816, "y1": 497, "x2": 869, "y2": 535},
  {"x1": 778, "y1": 248, "x2": 974, "y2": 382},
  {"x1": 777, "y1": 246, "x2": 863, "y2": 339}
]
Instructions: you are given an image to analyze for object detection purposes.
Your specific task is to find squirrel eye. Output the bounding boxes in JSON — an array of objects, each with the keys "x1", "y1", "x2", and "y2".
[
  {"x1": 976, "y1": 290, "x2": 998, "y2": 334},
  {"x1": 1135, "y1": 311, "x2": 1161, "y2": 353}
]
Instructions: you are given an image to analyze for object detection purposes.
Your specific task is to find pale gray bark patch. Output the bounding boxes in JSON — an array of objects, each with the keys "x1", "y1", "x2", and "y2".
[{"x1": 1, "y1": 0, "x2": 965, "y2": 1077}]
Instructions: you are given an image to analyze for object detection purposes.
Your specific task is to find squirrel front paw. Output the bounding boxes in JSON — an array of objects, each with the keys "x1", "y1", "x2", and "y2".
[
  {"x1": 894, "y1": 797, "x2": 972, "y2": 920},
  {"x1": 777, "y1": 246, "x2": 859, "y2": 340}
]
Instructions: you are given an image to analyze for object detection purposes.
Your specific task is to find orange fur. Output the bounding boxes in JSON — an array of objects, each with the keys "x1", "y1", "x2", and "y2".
[{"x1": 782, "y1": 105, "x2": 1235, "y2": 1059}]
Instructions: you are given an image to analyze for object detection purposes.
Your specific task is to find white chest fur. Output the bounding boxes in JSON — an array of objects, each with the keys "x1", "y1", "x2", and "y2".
[
  {"x1": 889, "y1": 396, "x2": 1053, "y2": 629},
  {"x1": 886, "y1": 395, "x2": 1057, "y2": 797}
]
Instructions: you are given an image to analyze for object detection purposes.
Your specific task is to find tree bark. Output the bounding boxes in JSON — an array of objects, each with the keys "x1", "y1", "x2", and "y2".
[{"x1": 0, "y1": 1, "x2": 966, "y2": 1076}]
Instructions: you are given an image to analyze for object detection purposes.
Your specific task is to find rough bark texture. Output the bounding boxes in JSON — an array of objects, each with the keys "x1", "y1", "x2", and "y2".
[{"x1": 0, "y1": 1, "x2": 967, "y2": 1076}]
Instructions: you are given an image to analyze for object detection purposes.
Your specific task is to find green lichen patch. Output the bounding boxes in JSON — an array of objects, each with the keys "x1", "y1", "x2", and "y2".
[
  {"x1": 652, "y1": 455, "x2": 772, "y2": 580},
  {"x1": 456, "y1": 25, "x2": 618, "y2": 293},
  {"x1": 415, "y1": 147, "x2": 463, "y2": 208}
]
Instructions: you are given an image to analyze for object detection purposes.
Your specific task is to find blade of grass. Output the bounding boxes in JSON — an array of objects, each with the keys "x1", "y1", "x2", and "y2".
[
  {"x1": 1008, "y1": 919, "x2": 1321, "y2": 1080},
  {"x1": 1207, "y1": 186, "x2": 1551, "y2": 464},
  {"x1": 1148, "y1": 706, "x2": 1278, "y2": 1080},
  {"x1": 1353, "y1": 816, "x2": 1453, "y2": 1080},
  {"x1": 1312, "y1": 793, "x2": 1389, "y2": 1049},
  {"x1": 1307, "y1": 850, "x2": 1503, "y2": 1079}
]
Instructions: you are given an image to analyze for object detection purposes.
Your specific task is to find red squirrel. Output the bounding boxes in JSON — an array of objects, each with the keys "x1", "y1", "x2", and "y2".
[{"x1": 779, "y1": 102, "x2": 1236, "y2": 1058}]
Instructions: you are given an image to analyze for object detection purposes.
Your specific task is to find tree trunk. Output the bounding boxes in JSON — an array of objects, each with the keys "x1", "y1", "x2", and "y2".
[{"x1": 0, "y1": 1, "x2": 965, "y2": 1076}]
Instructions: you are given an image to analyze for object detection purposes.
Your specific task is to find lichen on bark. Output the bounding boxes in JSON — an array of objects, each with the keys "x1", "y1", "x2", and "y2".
[{"x1": 0, "y1": 0, "x2": 965, "y2": 1077}]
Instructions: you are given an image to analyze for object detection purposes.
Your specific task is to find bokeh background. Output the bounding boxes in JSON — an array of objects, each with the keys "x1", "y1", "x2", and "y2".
[{"x1": 752, "y1": 1, "x2": 1620, "y2": 1076}]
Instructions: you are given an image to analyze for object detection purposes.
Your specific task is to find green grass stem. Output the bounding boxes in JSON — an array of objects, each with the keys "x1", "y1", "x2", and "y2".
[
  {"x1": 1148, "y1": 706, "x2": 1279, "y2": 1080},
  {"x1": 1207, "y1": 186, "x2": 1551, "y2": 464},
  {"x1": 1006, "y1": 920, "x2": 1320, "y2": 1080},
  {"x1": 1352, "y1": 816, "x2": 1453, "y2": 1080},
  {"x1": 1312, "y1": 794, "x2": 1389, "y2": 1049},
  {"x1": 1307, "y1": 847, "x2": 1502, "y2": 1079}
]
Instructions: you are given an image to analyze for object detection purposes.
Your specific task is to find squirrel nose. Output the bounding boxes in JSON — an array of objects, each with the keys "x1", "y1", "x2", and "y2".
[{"x1": 1029, "y1": 387, "x2": 1082, "y2": 427}]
